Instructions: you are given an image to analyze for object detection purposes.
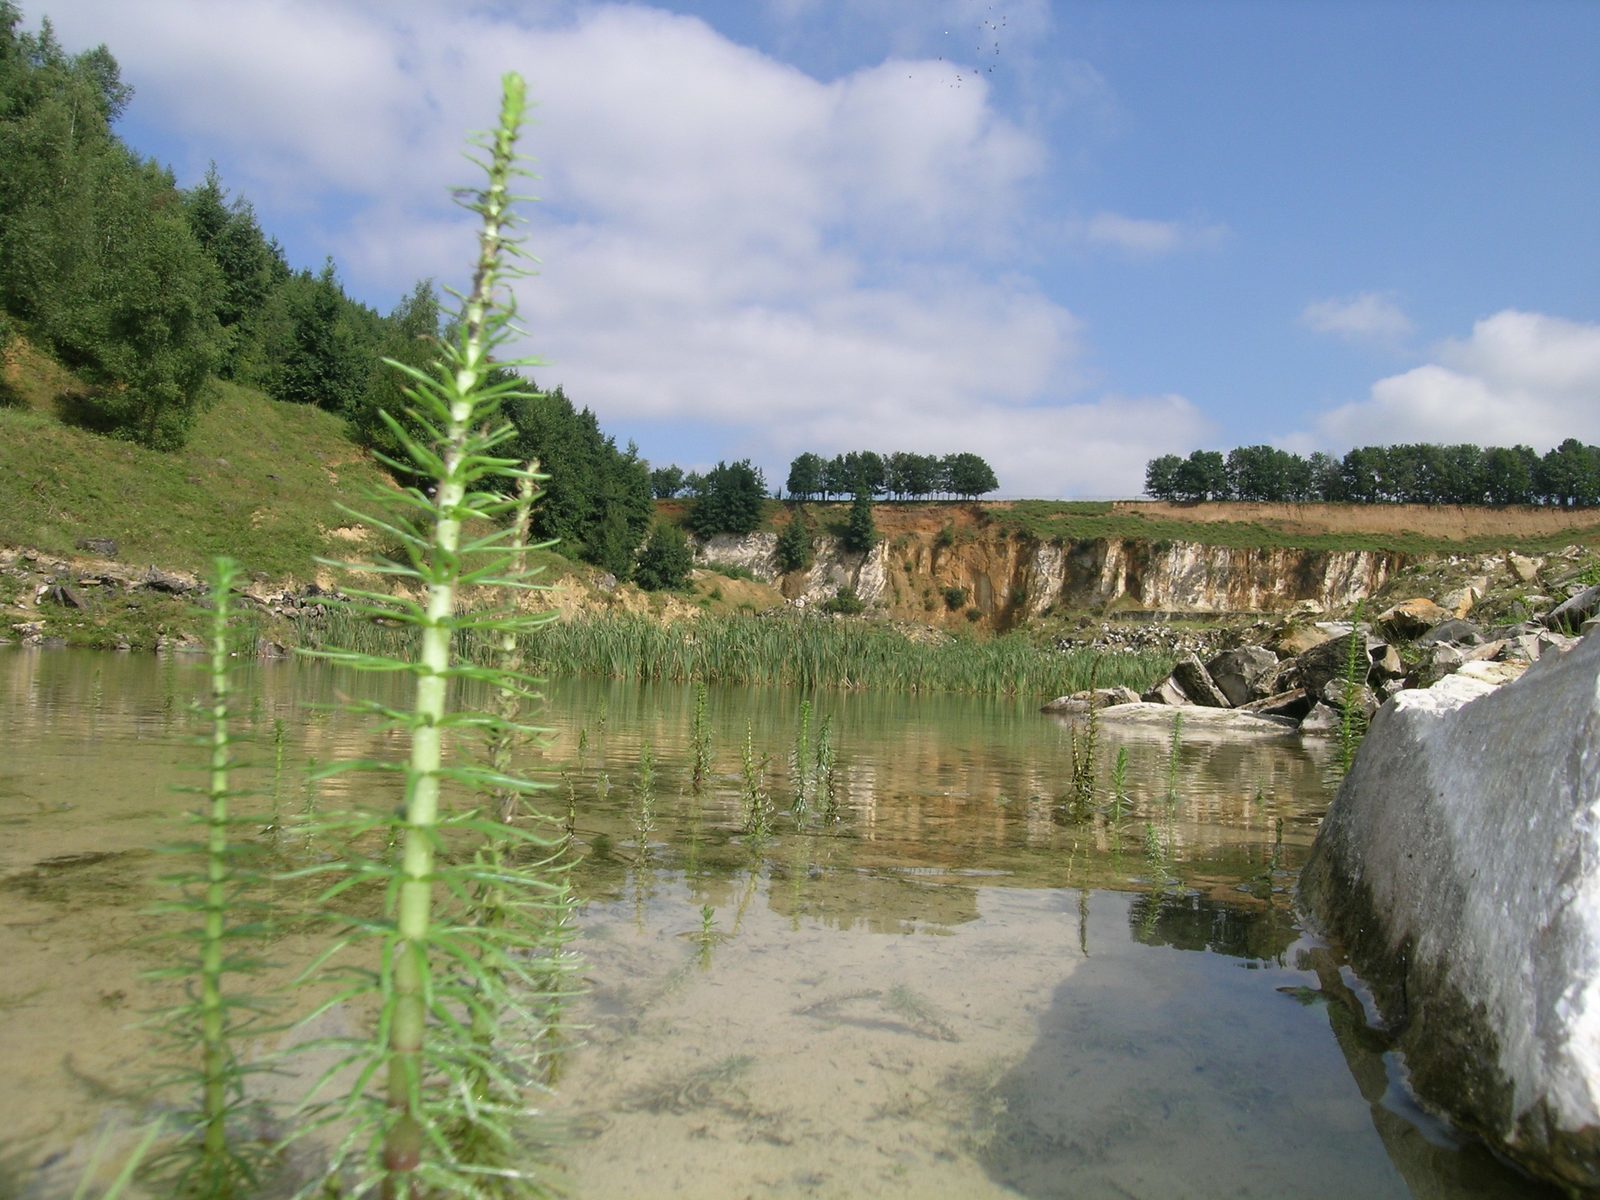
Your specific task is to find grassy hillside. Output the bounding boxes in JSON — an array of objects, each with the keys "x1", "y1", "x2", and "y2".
[{"x1": 0, "y1": 374, "x2": 399, "y2": 583}]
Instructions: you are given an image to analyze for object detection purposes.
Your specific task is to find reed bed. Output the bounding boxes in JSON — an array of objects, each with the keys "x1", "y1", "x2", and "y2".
[{"x1": 301, "y1": 610, "x2": 1172, "y2": 698}]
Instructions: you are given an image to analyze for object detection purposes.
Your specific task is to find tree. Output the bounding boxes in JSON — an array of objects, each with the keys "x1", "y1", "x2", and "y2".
[
  {"x1": 268, "y1": 261, "x2": 369, "y2": 412},
  {"x1": 775, "y1": 507, "x2": 815, "y2": 572},
  {"x1": 1483, "y1": 445, "x2": 1539, "y2": 506},
  {"x1": 347, "y1": 279, "x2": 442, "y2": 470},
  {"x1": 649, "y1": 464, "x2": 686, "y2": 499},
  {"x1": 1144, "y1": 454, "x2": 1182, "y2": 501},
  {"x1": 785, "y1": 452, "x2": 824, "y2": 501},
  {"x1": 1173, "y1": 450, "x2": 1226, "y2": 502},
  {"x1": 688, "y1": 459, "x2": 766, "y2": 538},
  {"x1": 183, "y1": 165, "x2": 278, "y2": 378},
  {"x1": 633, "y1": 522, "x2": 693, "y2": 591},
  {"x1": 942, "y1": 452, "x2": 999, "y2": 499},
  {"x1": 1540, "y1": 439, "x2": 1600, "y2": 508},
  {"x1": 503, "y1": 382, "x2": 653, "y2": 575},
  {"x1": 842, "y1": 488, "x2": 877, "y2": 553}
]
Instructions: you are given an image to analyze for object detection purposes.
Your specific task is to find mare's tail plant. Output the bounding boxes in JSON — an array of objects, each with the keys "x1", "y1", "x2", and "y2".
[
  {"x1": 147, "y1": 556, "x2": 275, "y2": 1196},
  {"x1": 690, "y1": 680, "x2": 711, "y2": 792},
  {"x1": 1336, "y1": 602, "x2": 1370, "y2": 777},
  {"x1": 791, "y1": 698, "x2": 812, "y2": 814},
  {"x1": 294, "y1": 74, "x2": 572, "y2": 1199}
]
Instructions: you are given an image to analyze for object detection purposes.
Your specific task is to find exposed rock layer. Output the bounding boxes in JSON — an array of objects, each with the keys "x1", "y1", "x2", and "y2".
[{"x1": 697, "y1": 531, "x2": 1399, "y2": 624}]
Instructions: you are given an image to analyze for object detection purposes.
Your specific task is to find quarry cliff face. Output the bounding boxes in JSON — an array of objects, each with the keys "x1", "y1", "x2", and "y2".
[{"x1": 695, "y1": 529, "x2": 1399, "y2": 627}]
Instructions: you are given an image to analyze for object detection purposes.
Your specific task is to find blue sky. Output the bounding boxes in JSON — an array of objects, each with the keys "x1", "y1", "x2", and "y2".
[{"x1": 39, "y1": 1, "x2": 1600, "y2": 497}]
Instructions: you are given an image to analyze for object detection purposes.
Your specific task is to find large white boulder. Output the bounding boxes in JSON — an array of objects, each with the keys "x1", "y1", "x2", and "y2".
[{"x1": 1300, "y1": 631, "x2": 1600, "y2": 1191}]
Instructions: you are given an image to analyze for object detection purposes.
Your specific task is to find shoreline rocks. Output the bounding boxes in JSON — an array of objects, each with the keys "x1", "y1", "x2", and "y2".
[{"x1": 1299, "y1": 628, "x2": 1600, "y2": 1192}]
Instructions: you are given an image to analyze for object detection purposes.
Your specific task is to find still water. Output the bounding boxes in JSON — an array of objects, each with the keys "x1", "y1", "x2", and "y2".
[{"x1": 0, "y1": 648, "x2": 1554, "y2": 1198}]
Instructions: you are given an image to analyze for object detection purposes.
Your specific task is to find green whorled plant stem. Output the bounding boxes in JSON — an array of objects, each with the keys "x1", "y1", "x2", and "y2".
[
  {"x1": 295, "y1": 74, "x2": 571, "y2": 1199},
  {"x1": 791, "y1": 698, "x2": 812, "y2": 814},
  {"x1": 690, "y1": 680, "x2": 711, "y2": 792},
  {"x1": 145, "y1": 556, "x2": 273, "y2": 1197},
  {"x1": 200, "y1": 556, "x2": 236, "y2": 1172},
  {"x1": 1337, "y1": 601, "x2": 1369, "y2": 777}
]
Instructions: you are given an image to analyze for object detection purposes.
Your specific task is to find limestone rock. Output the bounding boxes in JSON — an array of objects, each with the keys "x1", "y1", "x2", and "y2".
[
  {"x1": 75, "y1": 537, "x2": 119, "y2": 559},
  {"x1": 1300, "y1": 632, "x2": 1600, "y2": 1192},
  {"x1": 1170, "y1": 653, "x2": 1230, "y2": 708},
  {"x1": 1204, "y1": 646, "x2": 1279, "y2": 707},
  {"x1": 1440, "y1": 585, "x2": 1479, "y2": 618},
  {"x1": 1320, "y1": 679, "x2": 1377, "y2": 719},
  {"x1": 1237, "y1": 688, "x2": 1312, "y2": 721},
  {"x1": 1297, "y1": 701, "x2": 1341, "y2": 736},
  {"x1": 1295, "y1": 632, "x2": 1374, "y2": 698},
  {"x1": 1545, "y1": 584, "x2": 1600, "y2": 632},
  {"x1": 1092, "y1": 702, "x2": 1296, "y2": 736},
  {"x1": 1368, "y1": 643, "x2": 1405, "y2": 680},
  {"x1": 1455, "y1": 659, "x2": 1527, "y2": 687},
  {"x1": 1040, "y1": 686, "x2": 1141, "y2": 714},
  {"x1": 1375, "y1": 598, "x2": 1449, "y2": 640},
  {"x1": 1506, "y1": 552, "x2": 1543, "y2": 583},
  {"x1": 1417, "y1": 618, "x2": 1484, "y2": 647},
  {"x1": 1141, "y1": 677, "x2": 1191, "y2": 706},
  {"x1": 1270, "y1": 622, "x2": 1329, "y2": 658}
]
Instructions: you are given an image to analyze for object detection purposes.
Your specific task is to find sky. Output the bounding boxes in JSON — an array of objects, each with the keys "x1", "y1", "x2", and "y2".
[{"x1": 35, "y1": 0, "x2": 1600, "y2": 498}]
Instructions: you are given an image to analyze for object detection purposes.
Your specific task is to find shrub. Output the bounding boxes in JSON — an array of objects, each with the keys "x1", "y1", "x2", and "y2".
[
  {"x1": 823, "y1": 586, "x2": 865, "y2": 615},
  {"x1": 943, "y1": 585, "x2": 968, "y2": 611},
  {"x1": 634, "y1": 522, "x2": 693, "y2": 591}
]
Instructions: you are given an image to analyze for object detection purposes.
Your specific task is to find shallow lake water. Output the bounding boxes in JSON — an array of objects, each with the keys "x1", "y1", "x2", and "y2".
[{"x1": 0, "y1": 647, "x2": 1557, "y2": 1198}]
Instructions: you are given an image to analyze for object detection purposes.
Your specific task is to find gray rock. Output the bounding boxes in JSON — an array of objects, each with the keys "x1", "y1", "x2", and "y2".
[
  {"x1": 1295, "y1": 632, "x2": 1374, "y2": 698},
  {"x1": 1300, "y1": 632, "x2": 1600, "y2": 1192},
  {"x1": 1418, "y1": 643, "x2": 1466, "y2": 687},
  {"x1": 1092, "y1": 702, "x2": 1297, "y2": 736},
  {"x1": 1237, "y1": 688, "x2": 1311, "y2": 721},
  {"x1": 1416, "y1": 618, "x2": 1484, "y2": 647},
  {"x1": 1040, "y1": 686, "x2": 1140, "y2": 714},
  {"x1": 1205, "y1": 646, "x2": 1279, "y2": 707},
  {"x1": 75, "y1": 537, "x2": 119, "y2": 559},
  {"x1": 1544, "y1": 584, "x2": 1600, "y2": 632},
  {"x1": 1298, "y1": 702, "x2": 1342, "y2": 736},
  {"x1": 1368, "y1": 643, "x2": 1405, "y2": 680},
  {"x1": 1141, "y1": 677, "x2": 1192, "y2": 706},
  {"x1": 1170, "y1": 653, "x2": 1231, "y2": 708},
  {"x1": 1320, "y1": 679, "x2": 1378, "y2": 719},
  {"x1": 1506, "y1": 551, "x2": 1543, "y2": 583},
  {"x1": 140, "y1": 566, "x2": 197, "y2": 595}
]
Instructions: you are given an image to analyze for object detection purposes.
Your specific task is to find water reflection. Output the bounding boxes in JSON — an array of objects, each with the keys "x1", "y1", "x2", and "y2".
[{"x1": 0, "y1": 648, "x2": 1549, "y2": 1198}]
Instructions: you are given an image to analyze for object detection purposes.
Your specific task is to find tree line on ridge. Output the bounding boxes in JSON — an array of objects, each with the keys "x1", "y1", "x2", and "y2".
[{"x1": 1145, "y1": 441, "x2": 1600, "y2": 508}]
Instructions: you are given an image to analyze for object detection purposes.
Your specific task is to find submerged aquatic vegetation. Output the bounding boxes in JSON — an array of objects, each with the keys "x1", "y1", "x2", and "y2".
[
  {"x1": 690, "y1": 680, "x2": 711, "y2": 792},
  {"x1": 740, "y1": 722, "x2": 773, "y2": 839}
]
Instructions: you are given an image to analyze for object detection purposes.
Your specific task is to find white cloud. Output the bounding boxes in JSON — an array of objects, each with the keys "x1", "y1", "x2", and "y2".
[
  {"x1": 40, "y1": 0, "x2": 1184, "y2": 497},
  {"x1": 1069, "y1": 211, "x2": 1227, "y2": 257},
  {"x1": 1311, "y1": 310, "x2": 1600, "y2": 451},
  {"x1": 1301, "y1": 291, "x2": 1414, "y2": 345}
]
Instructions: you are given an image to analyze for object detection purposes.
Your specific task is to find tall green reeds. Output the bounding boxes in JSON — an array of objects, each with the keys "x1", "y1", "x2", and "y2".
[
  {"x1": 294, "y1": 74, "x2": 572, "y2": 1198},
  {"x1": 299, "y1": 610, "x2": 1173, "y2": 698}
]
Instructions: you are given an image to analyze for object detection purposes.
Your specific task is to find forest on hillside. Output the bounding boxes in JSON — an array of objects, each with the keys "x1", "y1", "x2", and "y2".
[{"x1": 0, "y1": 6, "x2": 663, "y2": 574}]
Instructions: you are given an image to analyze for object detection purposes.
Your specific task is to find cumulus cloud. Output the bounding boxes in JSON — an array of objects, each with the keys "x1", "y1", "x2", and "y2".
[
  {"x1": 1311, "y1": 310, "x2": 1600, "y2": 451},
  {"x1": 1069, "y1": 212, "x2": 1227, "y2": 257},
  {"x1": 1301, "y1": 291, "x2": 1415, "y2": 346},
  {"x1": 41, "y1": 0, "x2": 1180, "y2": 497}
]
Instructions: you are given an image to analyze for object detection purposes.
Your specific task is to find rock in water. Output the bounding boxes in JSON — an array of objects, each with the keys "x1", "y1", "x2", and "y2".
[{"x1": 1300, "y1": 631, "x2": 1600, "y2": 1192}]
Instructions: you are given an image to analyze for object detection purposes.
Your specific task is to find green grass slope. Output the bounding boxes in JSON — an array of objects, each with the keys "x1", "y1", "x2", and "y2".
[{"x1": 0, "y1": 380, "x2": 398, "y2": 582}]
